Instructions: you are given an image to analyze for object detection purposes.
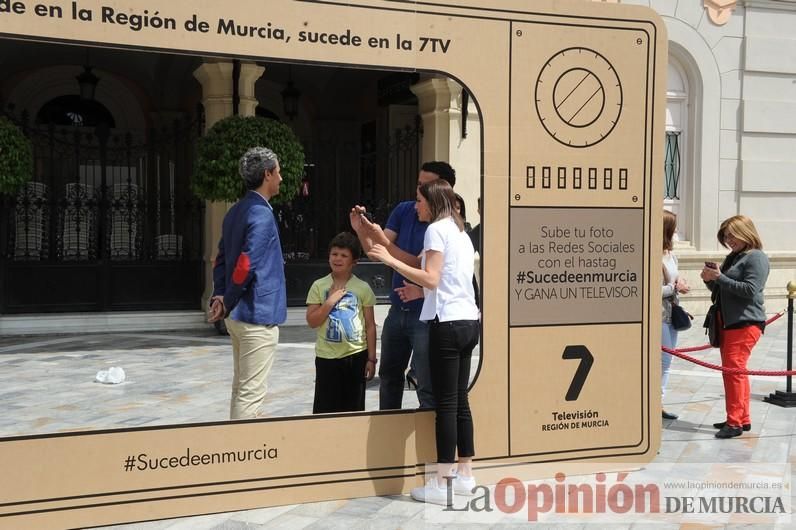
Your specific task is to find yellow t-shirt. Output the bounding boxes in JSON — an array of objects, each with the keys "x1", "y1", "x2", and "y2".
[{"x1": 306, "y1": 274, "x2": 376, "y2": 359}]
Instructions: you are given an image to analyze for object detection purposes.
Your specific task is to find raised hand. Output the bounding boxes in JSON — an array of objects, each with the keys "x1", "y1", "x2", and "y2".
[
  {"x1": 349, "y1": 205, "x2": 367, "y2": 233},
  {"x1": 367, "y1": 244, "x2": 392, "y2": 266},
  {"x1": 359, "y1": 216, "x2": 389, "y2": 246}
]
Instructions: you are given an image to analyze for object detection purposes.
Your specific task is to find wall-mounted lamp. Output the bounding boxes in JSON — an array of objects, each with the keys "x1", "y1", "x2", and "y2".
[{"x1": 76, "y1": 49, "x2": 100, "y2": 101}]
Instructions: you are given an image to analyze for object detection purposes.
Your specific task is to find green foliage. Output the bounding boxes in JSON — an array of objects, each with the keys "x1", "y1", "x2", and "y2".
[
  {"x1": 192, "y1": 116, "x2": 305, "y2": 203},
  {"x1": 0, "y1": 117, "x2": 33, "y2": 195}
]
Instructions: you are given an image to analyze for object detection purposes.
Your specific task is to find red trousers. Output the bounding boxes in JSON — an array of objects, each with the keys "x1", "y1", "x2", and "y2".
[{"x1": 719, "y1": 325, "x2": 762, "y2": 427}]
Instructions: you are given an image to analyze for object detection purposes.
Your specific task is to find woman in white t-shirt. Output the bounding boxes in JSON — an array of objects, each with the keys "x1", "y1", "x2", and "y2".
[{"x1": 369, "y1": 179, "x2": 480, "y2": 506}]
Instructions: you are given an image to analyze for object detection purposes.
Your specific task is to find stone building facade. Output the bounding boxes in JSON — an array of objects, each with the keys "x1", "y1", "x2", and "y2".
[{"x1": 626, "y1": 0, "x2": 796, "y2": 312}]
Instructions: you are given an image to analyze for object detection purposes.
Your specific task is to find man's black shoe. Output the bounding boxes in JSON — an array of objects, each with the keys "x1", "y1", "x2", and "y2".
[
  {"x1": 662, "y1": 410, "x2": 678, "y2": 420},
  {"x1": 713, "y1": 421, "x2": 751, "y2": 431},
  {"x1": 715, "y1": 425, "x2": 743, "y2": 438}
]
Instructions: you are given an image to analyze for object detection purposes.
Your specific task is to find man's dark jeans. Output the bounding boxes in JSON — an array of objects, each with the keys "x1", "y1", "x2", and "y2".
[
  {"x1": 429, "y1": 318, "x2": 479, "y2": 464},
  {"x1": 378, "y1": 306, "x2": 434, "y2": 409}
]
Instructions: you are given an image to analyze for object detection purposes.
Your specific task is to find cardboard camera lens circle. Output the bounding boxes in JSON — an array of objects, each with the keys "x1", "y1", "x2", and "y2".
[
  {"x1": 535, "y1": 46, "x2": 623, "y2": 148},
  {"x1": 553, "y1": 68, "x2": 604, "y2": 128}
]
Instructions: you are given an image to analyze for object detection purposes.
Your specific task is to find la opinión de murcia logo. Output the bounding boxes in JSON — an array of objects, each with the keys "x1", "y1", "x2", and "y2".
[{"x1": 441, "y1": 472, "x2": 788, "y2": 522}]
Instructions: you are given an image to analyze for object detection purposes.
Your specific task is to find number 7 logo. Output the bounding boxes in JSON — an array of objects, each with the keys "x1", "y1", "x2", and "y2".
[{"x1": 562, "y1": 345, "x2": 594, "y2": 401}]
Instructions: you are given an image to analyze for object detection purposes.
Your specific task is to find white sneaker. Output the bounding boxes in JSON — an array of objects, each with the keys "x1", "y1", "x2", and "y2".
[
  {"x1": 453, "y1": 475, "x2": 477, "y2": 496},
  {"x1": 411, "y1": 476, "x2": 453, "y2": 506}
]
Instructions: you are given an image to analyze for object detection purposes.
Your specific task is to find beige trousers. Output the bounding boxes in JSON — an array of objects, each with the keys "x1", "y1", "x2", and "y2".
[{"x1": 225, "y1": 318, "x2": 279, "y2": 420}]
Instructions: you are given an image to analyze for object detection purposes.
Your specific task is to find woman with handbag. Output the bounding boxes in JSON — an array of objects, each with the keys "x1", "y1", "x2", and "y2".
[
  {"x1": 701, "y1": 215, "x2": 769, "y2": 439},
  {"x1": 661, "y1": 210, "x2": 690, "y2": 420}
]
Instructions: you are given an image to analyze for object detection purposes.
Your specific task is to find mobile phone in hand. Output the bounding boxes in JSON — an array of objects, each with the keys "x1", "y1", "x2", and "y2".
[
  {"x1": 360, "y1": 211, "x2": 375, "y2": 223},
  {"x1": 705, "y1": 261, "x2": 718, "y2": 269}
]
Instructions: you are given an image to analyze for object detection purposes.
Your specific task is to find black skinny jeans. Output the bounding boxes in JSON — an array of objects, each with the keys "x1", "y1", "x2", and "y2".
[{"x1": 429, "y1": 318, "x2": 480, "y2": 464}]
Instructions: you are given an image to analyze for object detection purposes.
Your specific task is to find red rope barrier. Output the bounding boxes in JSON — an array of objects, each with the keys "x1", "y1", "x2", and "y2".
[
  {"x1": 662, "y1": 310, "x2": 793, "y2": 376},
  {"x1": 764, "y1": 311, "x2": 786, "y2": 326}
]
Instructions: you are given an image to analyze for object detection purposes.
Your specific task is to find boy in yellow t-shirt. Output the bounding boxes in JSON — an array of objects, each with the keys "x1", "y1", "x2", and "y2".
[{"x1": 306, "y1": 232, "x2": 377, "y2": 413}]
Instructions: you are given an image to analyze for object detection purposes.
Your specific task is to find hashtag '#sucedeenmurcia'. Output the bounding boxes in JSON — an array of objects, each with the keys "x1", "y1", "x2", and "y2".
[
  {"x1": 124, "y1": 455, "x2": 135, "y2": 471},
  {"x1": 516, "y1": 270, "x2": 526, "y2": 284}
]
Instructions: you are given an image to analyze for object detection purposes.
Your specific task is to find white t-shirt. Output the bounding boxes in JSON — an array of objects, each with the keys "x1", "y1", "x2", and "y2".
[{"x1": 419, "y1": 217, "x2": 479, "y2": 322}]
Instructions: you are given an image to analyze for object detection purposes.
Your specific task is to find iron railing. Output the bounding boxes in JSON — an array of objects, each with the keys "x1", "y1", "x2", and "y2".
[
  {"x1": 2, "y1": 107, "x2": 204, "y2": 263},
  {"x1": 664, "y1": 131, "x2": 681, "y2": 200}
]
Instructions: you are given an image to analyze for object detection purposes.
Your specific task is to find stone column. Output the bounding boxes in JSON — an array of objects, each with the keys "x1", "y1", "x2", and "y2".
[
  {"x1": 193, "y1": 61, "x2": 234, "y2": 128},
  {"x1": 238, "y1": 63, "x2": 266, "y2": 117},
  {"x1": 410, "y1": 77, "x2": 481, "y2": 228},
  {"x1": 193, "y1": 60, "x2": 264, "y2": 306}
]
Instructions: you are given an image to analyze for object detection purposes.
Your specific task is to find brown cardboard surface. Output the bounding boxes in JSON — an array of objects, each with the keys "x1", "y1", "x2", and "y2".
[
  {"x1": 509, "y1": 324, "x2": 647, "y2": 455},
  {"x1": 509, "y1": 208, "x2": 645, "y2": 326},
  {"x1": 0, "y1": 0, "x2": 666, "y2": 527}
]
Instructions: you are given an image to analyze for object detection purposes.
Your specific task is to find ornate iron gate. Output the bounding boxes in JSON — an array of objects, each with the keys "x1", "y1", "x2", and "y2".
[{"x1": 0, "y1": 109, "x2": 204, "y2": 313}]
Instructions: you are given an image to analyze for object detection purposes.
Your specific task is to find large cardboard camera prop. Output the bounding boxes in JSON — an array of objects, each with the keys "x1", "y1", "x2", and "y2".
[{"x1": 0, "y1": 0, "x2": 665, "y2": 527}]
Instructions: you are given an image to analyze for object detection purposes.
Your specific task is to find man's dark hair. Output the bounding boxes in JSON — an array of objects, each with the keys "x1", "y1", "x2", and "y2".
[
  {"x1": 328, "y1": 232, "x2": 362, "y2": 260},
  {"x1": 421, "y1": 161, "x2": 456, "y2": 188}
]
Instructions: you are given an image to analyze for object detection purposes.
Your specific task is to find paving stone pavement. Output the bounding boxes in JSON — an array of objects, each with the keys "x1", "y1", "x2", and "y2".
[
  {"x1": 2, "y1": 307, "x2": 795, "y2": 528},
  {"x1": 0, "y1": 325, "x2": 437, "y2": 436}
]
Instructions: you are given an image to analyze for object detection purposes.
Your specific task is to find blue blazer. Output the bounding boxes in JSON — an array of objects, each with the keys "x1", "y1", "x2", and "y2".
[{"x1": 213, "y1": 191, "x2": 287, "y2": 325}]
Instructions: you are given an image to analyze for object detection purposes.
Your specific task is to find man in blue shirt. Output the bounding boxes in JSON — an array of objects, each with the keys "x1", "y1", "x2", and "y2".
[
  {"x1": 208, "y1": 147, "x2": 287, "y2": 419},
  {"x1": 350, "y1": 161, "x2": 456, "y2": 410}
]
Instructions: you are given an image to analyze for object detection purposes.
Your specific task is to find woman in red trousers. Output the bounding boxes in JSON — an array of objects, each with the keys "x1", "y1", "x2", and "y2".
[{"x1": 702, "y1": 215, "x2": 769, "y2": 439}]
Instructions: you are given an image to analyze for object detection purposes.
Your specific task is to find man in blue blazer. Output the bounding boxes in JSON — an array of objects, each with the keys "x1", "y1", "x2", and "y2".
[{"x1": 208, "y1": 146, "x2": 287, "y2": 419}]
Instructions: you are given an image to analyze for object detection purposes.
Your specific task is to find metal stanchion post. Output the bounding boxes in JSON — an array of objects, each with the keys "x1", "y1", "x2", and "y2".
[
  {"x1": 788, "y1": 288, "x2": 793, "y2": 393},
  {"x1": 765, "y1": 281, "x2": 796, "y2": 407}
]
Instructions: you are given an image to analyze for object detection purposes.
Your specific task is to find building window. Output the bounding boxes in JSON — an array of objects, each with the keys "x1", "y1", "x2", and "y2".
[
  {"x1": 664, "y1": 131, "x2": 681, "y2": 200},
  {"x1": 665, "y1": 58, "x2": 690, "y2": 241}
]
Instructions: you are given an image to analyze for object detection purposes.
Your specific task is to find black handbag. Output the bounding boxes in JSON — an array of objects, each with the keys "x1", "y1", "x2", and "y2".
[
  {"x1": 671, "y1": 304, "x2": 692, "y2": 331},
  {"x1": 703, "y1": 304, "x2": 721, "y2": 347}
]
